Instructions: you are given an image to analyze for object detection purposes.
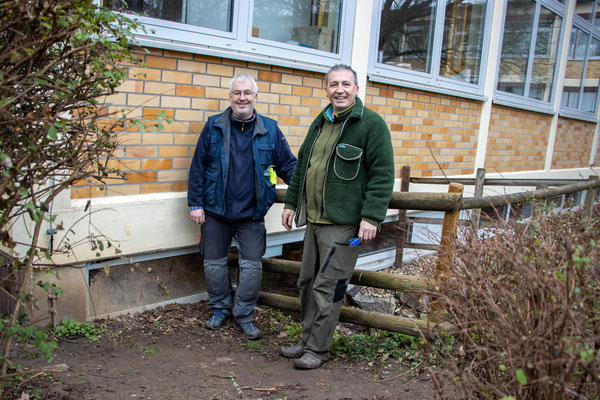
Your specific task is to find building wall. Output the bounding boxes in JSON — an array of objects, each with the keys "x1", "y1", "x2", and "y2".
[
  {"x1": 552, "y1": 117, "x2": 596, "y2": 169},
  {"x1": 365, "y1": 83, "x2": 480, "y2": 177},
  {"x1": 486, "y1": 105, "x2": 553, "y2": 173}
]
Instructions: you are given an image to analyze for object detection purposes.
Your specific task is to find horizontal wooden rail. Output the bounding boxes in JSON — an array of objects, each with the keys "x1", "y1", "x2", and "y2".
[
  {"x1": 409, "y1": 177, "x2": 588, "y2": 186},
  {"x1": 228, "y1": 255, "x2": 433, "y2": 293},
  {"x1": 257, "y1": 291, "x2": 452, "y2": 338}
]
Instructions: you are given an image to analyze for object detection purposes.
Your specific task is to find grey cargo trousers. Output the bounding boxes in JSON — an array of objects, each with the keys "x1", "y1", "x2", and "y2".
[
  {"x1": 298, "y1": 222, "x2": 361, "y2": 361},
  {"x1": 200, "y1": 213, "x2": 265, "y2": 323}
]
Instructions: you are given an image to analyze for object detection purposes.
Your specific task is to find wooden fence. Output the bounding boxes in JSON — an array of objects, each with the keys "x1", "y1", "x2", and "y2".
[{"x1": 243, "y1": 167, "x2": 600, "y2": 338}]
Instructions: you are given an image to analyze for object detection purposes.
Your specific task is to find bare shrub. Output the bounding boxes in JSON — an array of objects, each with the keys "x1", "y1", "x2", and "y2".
[{"x1": 423, "y1": 207, "x2": 600, "y2": 400}]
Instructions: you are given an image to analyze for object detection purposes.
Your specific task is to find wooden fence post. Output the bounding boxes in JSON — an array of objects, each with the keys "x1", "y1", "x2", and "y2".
[
  {"x1": 583, "y1": 175, "x2": 599, "y2": 219},
  {"x1": 436, "y1": 182, "x2": 464, "y2": 280},
  {"x1": 471, "y1": 168, "x2": 485, "y2": 235},
  {"x1": 395, "y1": 165, "x2": 411, "y2": 268}
]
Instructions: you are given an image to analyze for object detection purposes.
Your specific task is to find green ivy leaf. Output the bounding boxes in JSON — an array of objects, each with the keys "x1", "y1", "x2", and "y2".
[{"x1": 516, "y1": 369, "x2": 527, "y2": 385}]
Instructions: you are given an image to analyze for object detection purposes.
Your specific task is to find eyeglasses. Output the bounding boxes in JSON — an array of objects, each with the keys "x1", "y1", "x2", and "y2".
[{"x1": 230, "y1": 90, "x2": 255, "y2": 98}]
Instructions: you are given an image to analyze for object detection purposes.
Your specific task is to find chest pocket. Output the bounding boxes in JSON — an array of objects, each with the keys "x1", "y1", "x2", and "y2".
[
  {"x1": 257, "y1": 143, "x2": 275, "y2": 165},
  {"x1": 333, "y1": 143, "x2": 363, "y2": 181}
]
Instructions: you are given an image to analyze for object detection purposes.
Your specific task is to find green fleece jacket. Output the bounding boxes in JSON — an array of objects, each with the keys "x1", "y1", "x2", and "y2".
[{"x1": 283, "y1": 97, "x2": 395, "y2": 229}]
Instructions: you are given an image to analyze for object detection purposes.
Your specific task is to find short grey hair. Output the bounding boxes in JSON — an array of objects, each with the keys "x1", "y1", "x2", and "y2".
[
  {"x1": 229, "y1": 74, "x2": 258, "y2": 94},
  {"x1": 325, "y1": 64, "x2": 358, "y2": 86}
]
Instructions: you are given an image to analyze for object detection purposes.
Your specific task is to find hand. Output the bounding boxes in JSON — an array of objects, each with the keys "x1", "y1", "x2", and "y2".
[
  {"x1": 282, "y1": 209, "x2": 296, "y2": 230},
  {"x1": 358, "y1": 220, "x2": 377, "y2": 243},
  {"x1": 190, "y1": 208, "x2": 205, "y2": 225}
]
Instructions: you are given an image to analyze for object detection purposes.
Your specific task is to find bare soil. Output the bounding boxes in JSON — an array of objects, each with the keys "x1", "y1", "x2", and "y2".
[{"x1": 10, "y1": 301, "x2": 436, "y2": 400}]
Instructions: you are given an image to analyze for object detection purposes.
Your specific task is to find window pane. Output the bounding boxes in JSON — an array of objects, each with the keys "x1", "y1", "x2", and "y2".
[
  {"x1": 583, "y1": 37, "x2": 600, "y2": 112},
  {"x1": 377, "y1": 0, "x2": 438, "y2": 74},
  {"x1": 497, "y1": 0, "x2": 535, "y2": 96},
  {"x1": 439, "y1": 0, "x2": 487, "y2": 84},
  {"x1": 576, "y1": 0, "x2": 595, "y2": 22},
  {"x1": 595, "y1": 0, "x2": 600, "y2": 27},
  {"x1": 109, "y1": 0, "x2": 233, "y2": 31},
  {"x1": 529, "y1": 7, "x2": 561, "y2": 101},
  {"x1": 562, "y1": 28, "x2": 586, "y2": 109},
  {"x1": 252, "y1": 0, "x2": 341, "y2": 53}
]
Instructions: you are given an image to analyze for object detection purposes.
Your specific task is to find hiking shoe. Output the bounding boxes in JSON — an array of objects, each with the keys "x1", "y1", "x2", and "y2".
[
  {"x1": 279, "y1": 343, "x2": 304, "y2": 358},
  {"x1": 233, "y1": 320, "x2": 262, "y2": 340},
  {"x1": 205, "y1": 310, "x2": 231, "y2": 330},
  {"x1": 293, "y1": 352, "x2": 326, "y2": 370}
]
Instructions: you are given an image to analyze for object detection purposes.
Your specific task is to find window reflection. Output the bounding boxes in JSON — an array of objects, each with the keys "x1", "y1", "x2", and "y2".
[
  {"x1": 377, "y1": 0, "x2": 437, "y2": 74},
  {"x1": 497, "y1": 0, "x2": 535, "y2": 96},
  {"x1": 252, "y1": 0, "x2": 341, "y2": 53},
  {"x1": 108, "y1": 0, "x2": 233, "y2": 32},
  {"x1": 562, "y1": 28, "x2": 587, "y2": 110},
  {"x1": 529, "y1": 7, "x2": 561, "y2": 102},
  {"x1": 576, "y1": 0, "x2": 594, "y2": 22},
  {"x1": 439, "y1": 0, "x2": 486, "y2": 84}
]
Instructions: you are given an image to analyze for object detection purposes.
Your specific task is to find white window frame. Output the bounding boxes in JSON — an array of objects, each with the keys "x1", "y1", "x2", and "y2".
[
  {"x1": 559, "y1": 2, "x2": 600, "y2": 121},
  {"x1": 493, "y1": 0, "x2": 567, "y2": 114},
  {"x1": 367, "y1": 0, "x2": 494, "y2": 101},
  {"x1": 101, "y1": 0, "x2": 356, "y2": 73}
]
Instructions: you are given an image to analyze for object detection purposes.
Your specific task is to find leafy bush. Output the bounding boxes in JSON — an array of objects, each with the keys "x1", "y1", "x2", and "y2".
[
  {"x1": 332, "y1": 330, "x2": 424, "y2": 364},
  {"x1": 423, "y1": 207, "x2": 600, "y2": 400}
]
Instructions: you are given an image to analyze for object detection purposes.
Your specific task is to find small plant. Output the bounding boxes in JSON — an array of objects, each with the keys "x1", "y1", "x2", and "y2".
[
  {"x1": 138, "y1": 345, "x2": 156, "y2": 356},
  {"x1": 331, "y1": 330, "x2": 424, "y2": 364},
  {"x1": 245, "y1": 341, "x2": 261, "y2": 350},
  {"x1": 283, "y1": 320, "x2": 302, "y2": 342},
  {"x1": 55, "y1": 318, "x2": 103, "y2": 342}
]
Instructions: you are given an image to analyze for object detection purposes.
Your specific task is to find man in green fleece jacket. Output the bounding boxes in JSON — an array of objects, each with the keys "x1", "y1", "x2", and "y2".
[{"x1": 280, "y1": 64, "x2": 395, "y2": 369}]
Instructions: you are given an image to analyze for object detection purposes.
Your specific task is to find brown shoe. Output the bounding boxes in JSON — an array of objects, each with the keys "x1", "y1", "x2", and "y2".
[
  {"x1": 279, "y1": 343, "x2": 304, "y2": 358},
  {"x1": 293, "y1": 352, "x2": 325, "y2": 370}
]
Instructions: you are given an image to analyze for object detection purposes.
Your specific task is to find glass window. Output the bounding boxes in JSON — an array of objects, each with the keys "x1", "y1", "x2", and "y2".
[
  {"x1": 372, "y1": 0, "x2": 489, "y2": 94},
  {"x1": 439, "y1": 0, "x2": 487, "y2": 84},
  {"x1": 109, "y1": 0, "x2": 233, "y2": 32},
  {"x1": 576, "y1": 0, "x2": 595, "y2": 22},
  {"x1": 530, "y1": 7, "x2": 562, "y2": 101},
  {"x1": 562, "y1": 21, "x2": 600, "y2": 114},
  {"x1": 497, "y1": 0, "x2": 536, "y2": 96},
  {"x1": 377, "y1": 0, "x2": 437, "y2": 73},
  {"x1": 252, "y1": 0, "x2": 342, "y2": 53}
]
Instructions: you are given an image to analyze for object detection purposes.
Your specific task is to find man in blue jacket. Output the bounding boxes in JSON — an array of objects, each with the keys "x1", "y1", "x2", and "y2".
[{"x1": 188, "y1": 74, "x2": 297, "y2": 339}]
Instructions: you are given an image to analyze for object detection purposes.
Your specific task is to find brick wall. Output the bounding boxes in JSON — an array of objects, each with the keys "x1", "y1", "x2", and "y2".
[
  {"x1": 486, "y1": 105, "x2": 552, "y2": 173},
  {"x1": 365, "y1": 83, "x2": 480, "y2": 177},
  {"x1": 72, "y1": 49, "x2": 328, "y2": 199},
  {"x1": 551, "y1": 117, "x2": 596, "y2": 169}
]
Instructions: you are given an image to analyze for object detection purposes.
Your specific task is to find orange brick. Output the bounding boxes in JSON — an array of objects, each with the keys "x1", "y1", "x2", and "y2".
[
  {"x1": 125, "y1": 171, "x2": 157, "y2": 183},
  {"x1": 143, "y1": 108, "x2": 175, "y2": 120},
  {"x1": 301, "y1": 97, "x2": 320, "y2": 107},
  {"x1": 173, "y1": 158, "x2": 192, "y2": 169},
  {"x1": 190, "y1": 122, "x2": 205, "y2": 133},
  {"x1": 292, "y1": 86, "x2": 312, "y2": 96},
  {"x1": 259, "y1": 71, "x2": 282, "y2": 82},
  {"x1": 172, "y1": 182, "x2": 188, "y2": 192},
  {"x1": 71, "y1": 186, "x2": 105, "y2": 199},
  {"x1": 126, "y1": 146, "x2": 157, "y2": 157},
  {"x1": 107, "y1": 159, "x2": 141, "y2": 171},
  {"x1": 176, "y1": 85, "x2": 205, "y2": 97},
  {"x1": 145, "y1": 55, "x2": 177, "y2": 70},
  {"x1": 142, "y1": 159, "x2": 173, "y2": 170}
]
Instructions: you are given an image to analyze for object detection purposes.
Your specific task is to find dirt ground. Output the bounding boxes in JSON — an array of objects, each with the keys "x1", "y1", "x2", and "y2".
[{"x1": 10, "y1": 301, "x2": 436, "y2": 400}]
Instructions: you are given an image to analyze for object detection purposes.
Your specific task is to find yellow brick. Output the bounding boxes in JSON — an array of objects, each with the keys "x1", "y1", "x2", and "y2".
[
  {"x1": 158, "y1": 170, "x2": 189, "y2": 182},
  {"x1": 279, "y1": 116, "x2": 299, "y2": 125},
  {"x1": 207, "y1": 64, "x2": 234, "y2": 76},
  {"x1": 174, "y1": 134, "x2": 200, "y2": 145},
  {"x1": 125, "y1": 171, "x2": 157, "y2": 183},
  {"x1": 175, "y1": 109, "x2": 203, "y2": 121},
  {"x1": 281, "y1": 74, "x2": 303, "y2": 85},
  {"x1": 176, "y1": 85, "x2": 205, "y2": 97},
  {"x1": 191, "y1": 98, "x2": 220, "y2": 110},
  {"x1": 127, "y1": 94, "x2": 160, "y2": 107},
  {"x1": 258, "y1": 92, "x2": 279, "y2": 103},
  {"x1": 292, "y1": 86, "x2": 312, "y2": 96},
  {"x1": 161, "y1": 95, "x2": 191, "y2": 109},
  {"x1": 162, "y1": 71, "x2": 192, "y2": 84},
  {"x1": 103, "y1": 93, "x2": 127, "y2": 105},
  {"x1": 160, "y1": 121, "x2": 189, "y2": 133},
  {"x1": 141, "y1": 183, "x2": 173, "y2": 194},
  {"x1": 117, "y1": 79, "x2": 144, "y2": 93},
  {"x1": 178, "y1": 59, "x2": 207, "y2": 73},
  {"x1": 173, "y1": 182, "x2": 188, "y2": 192},
  {"x1": 71, "y1": 186, "x2": 105, "y2": 199},
  {"x1": 106, "y1": 184, "x2": 142, "y2": 197},
  {"x1": 142, "y1": 133, "x2": 173, "y2": 145},
  {"x1": 280, "y1": 95, "x2": 301, "y2": 106},
  {"x1": 173, "y1": 158, "x2": 192, "y2": 169},
  {"x1": 269, "y1": 104, "x2": 291, "y2": 115},
  {"x1": 270, "y1": 83, "x2": 292, "y2": 94},
  {"x1": 107, "y1": 159, "x2": 140, "y2": 171},
  {"x1": 234, "y1": 67, "x2": 258, "y2": 78},
  {"x1": 129, "y1": 67, "x2": 162, "y2": 81},
  {"x1": 303, "y1": 76, "x2": 323, "y2": 88},
  {"x1": 144, "y1": 81, "x2": 176, "y2": 95},
  {"x1": 205, "y1": 87, "x2": 229, "y2": 99},
  {"x1": 193, "y1": 74, "x2": 221, "y2": 87}
]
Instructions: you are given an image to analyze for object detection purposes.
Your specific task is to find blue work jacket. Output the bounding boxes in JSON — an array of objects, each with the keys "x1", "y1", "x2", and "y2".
[{"x1": 188, "y1": 108, "x2": 296, "y2": 220}]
